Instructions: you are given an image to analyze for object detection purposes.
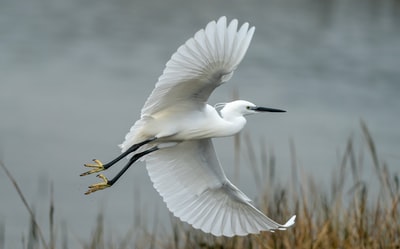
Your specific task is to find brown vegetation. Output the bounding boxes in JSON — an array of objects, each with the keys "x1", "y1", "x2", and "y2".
[{"x1": 1, "y1": 121, "x2": 399, "y2": 248}]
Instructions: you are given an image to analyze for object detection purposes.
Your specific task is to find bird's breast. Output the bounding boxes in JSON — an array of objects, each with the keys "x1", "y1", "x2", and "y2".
[{"x1": 147, "y1": 104, "x2": 245, "y2": 141}]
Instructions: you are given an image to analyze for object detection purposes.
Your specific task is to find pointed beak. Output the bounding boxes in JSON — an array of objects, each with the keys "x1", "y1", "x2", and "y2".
[{"x1": 251, "y1": 106, "x2": 286, "y2": 113}]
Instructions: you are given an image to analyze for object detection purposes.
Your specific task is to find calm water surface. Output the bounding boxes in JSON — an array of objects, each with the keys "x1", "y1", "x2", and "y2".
[{"x1": 1, "y1": 0, "x2": 399, "y2": 247}]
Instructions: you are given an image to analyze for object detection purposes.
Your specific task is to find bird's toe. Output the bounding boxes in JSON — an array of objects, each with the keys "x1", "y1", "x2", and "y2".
[
  {"x1": 84, "y1": 174, "x2": 111, "y2": 195},
  {"x1": 80, "y1": 159, "x2": 105, "y2": 176}
]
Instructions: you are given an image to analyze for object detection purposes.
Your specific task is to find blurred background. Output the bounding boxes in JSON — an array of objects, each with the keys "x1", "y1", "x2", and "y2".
[{"x1": 1, "y1": 0, "x2": 399, "y2": 247}]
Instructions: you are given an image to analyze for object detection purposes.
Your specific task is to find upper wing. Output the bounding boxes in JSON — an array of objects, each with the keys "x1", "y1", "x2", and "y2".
[
  {"x1": 140, "y1": 16, "x2": 255, "y2": 117},
  {"x1": 145, "y1": 139, "x2": 296, "y2": 236}
]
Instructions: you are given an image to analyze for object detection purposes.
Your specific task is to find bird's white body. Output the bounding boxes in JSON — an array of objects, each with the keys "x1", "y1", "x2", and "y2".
[
  {"x1": 116, "y1": 17, "x2": 295, "y2": 236},
  {"x1": 129, "y1": 103, "x2": 247, "y2": 143}
]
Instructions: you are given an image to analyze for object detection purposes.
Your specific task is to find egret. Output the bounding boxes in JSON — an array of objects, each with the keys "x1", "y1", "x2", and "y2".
[{"x1": 81, "y1": 16, "x2": 296, "y2": 236}]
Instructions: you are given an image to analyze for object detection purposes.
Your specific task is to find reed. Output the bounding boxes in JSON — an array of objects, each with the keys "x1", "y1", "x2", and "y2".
[
  {"x1": 147, "y1": 121, "x2": 400, "y2": 249},
  {"x1": 1, "y1": 121, "x2": 399, "y2": 248}
]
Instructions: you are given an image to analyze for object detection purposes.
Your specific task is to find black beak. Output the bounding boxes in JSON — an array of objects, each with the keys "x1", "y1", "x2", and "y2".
[{"x1": 251, "y1": 106, "x2": 286, "y2": 112}]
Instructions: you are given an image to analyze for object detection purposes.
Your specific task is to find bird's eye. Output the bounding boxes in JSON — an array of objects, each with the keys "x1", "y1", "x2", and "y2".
[{"x1": 246, "y1": 106, "x2": 251, "y2": 110}]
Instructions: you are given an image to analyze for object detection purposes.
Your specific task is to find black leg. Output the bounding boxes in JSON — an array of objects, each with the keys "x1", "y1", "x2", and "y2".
[
  {"x1": 81, "y1": 137, "x2": 157, "y2": 176},
  {"x1": 108, "y1": 146, "x2": 159, "y2": 186},
  {"x1": 84, "y1": 145, "x2": 159, "y2": 195},
  {"x1": 103, "y1": 137, "x2": 157, "y2": 170}
]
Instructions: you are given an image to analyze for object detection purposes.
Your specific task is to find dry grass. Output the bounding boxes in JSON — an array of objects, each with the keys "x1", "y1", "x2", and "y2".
[
  {"x1": 1, "y1": 121, "x2": 399, "y2": 248},
  {"x1": 138, "y1": 121, "x2": 400, "y2": 249}
]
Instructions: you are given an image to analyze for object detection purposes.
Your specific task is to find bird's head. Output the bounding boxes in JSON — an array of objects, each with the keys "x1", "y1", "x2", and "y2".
[{"x1": 219, "y1": 100, "x2": 286, "y2": 119}]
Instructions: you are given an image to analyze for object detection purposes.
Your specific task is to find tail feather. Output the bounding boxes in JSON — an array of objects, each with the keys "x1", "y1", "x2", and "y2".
[{"x1": 119, "y1": 116, "x2": 153, "y2": 154}]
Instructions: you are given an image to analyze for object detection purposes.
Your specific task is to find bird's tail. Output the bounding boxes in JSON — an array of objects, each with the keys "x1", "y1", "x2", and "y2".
[{"x1": 118, "y1": 116, "x2": 153, "y2": 157}]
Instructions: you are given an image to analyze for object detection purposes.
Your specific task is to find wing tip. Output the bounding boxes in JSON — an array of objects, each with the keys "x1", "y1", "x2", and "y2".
[
  {"x1": 217, "y1": 16, "x2": 227, "y2": 23},
  {"x1": 278, "y1": 215, "x2": 296, "y2": 230}
]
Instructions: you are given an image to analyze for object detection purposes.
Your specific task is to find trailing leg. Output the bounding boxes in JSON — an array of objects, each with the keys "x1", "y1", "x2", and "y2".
[
  {"x1": 80, "y1": 137, "x2": 157, "y2": 176},
  {"x1": 84, "y1": 146, "x2": 159, "y2": 195}
]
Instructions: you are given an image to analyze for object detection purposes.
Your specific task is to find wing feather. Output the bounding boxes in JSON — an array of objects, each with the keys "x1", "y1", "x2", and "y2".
[
  {"x1": 120, "y1": 17, "x2": 254, "y2": 151},
  {"x1": 140, "y1": 16, "x2": 255, "y2": 117},
  {"x1": 145, "y1": 139, "x2": 295, "y2": 236}
]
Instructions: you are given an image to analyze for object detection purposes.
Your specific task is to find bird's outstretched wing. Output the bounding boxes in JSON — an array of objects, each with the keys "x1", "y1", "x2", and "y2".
[
  {"x1": 120, "y1": 17, "x2": 254, "y2": 152},
  {"x1": 140, "y1": 16, "x2": 255, "y2": 117},
  {"x1": 145, "y1": 139, "x2": 296, "y2": 236}
]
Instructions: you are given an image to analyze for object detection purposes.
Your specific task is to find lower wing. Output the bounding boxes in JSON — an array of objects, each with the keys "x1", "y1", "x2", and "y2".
[{"x1": 145, "y1": 139, "x2": 295, "y2": 236}]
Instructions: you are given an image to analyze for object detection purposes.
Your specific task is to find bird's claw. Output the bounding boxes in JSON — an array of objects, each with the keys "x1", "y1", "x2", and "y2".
[
  {"x1": 80, "y1": 159, "x2": 105, "y2": 176},
  {"x1": 84, "y1": 174, "x2": 111, "y2": 195}
]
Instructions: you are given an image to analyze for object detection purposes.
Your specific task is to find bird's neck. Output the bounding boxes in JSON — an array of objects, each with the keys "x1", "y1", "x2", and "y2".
[
  {"x1": 217, "y1": 115, "x2": 247, "y2": 137},
  {"x1": 195, "y1": 105, "x2": 247, "y2": 138}
]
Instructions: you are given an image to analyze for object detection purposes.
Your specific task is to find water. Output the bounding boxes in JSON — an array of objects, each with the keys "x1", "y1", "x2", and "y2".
[{"x1": 1, "y1": 0, "x2": 399, "y2": 247}]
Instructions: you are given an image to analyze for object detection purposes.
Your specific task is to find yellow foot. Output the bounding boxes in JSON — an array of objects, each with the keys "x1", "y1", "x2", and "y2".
[
  {"x1": 80, "y1": 159, "x2": 105, "y2": 176},
  {"x1": 84, "y1": 174, "x2": 111, "y2": 195}
]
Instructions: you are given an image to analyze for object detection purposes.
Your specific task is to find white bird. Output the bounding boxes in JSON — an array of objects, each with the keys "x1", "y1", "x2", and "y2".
[{"x1": 81, "y1": 16, "x2": 296, "y2": 236}]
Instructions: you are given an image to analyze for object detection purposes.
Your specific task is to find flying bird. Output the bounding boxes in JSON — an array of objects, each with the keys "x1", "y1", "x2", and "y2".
[{"x1": 81, "y1": 16, "x2": 296, "y2": 236}]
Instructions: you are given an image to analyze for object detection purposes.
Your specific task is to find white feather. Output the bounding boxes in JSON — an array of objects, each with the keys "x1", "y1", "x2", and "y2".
[
  {"x1": 116, "y1": 17, "x2": 295, "y2": 236},
  {"x1": 146, "y1": 139, "x2": 295, "y2": 236},
  {"x1": 120, "y1": 17, "x2": 255, "y2": 152}
]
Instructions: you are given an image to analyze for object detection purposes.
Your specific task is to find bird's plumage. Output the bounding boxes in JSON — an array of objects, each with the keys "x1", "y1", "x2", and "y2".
[
  {"x1": 118, "y1": 16, "x2": 295, "y2": 236},
  {"x1": 120, "y1": 16, "x2": 254, "y2": 152},
  {"x1": 146, "y1": 139, "x2": 295, "y2": 236},
  {"x1": 140, "y1": 17, "x2": 254, "y2": 117}
]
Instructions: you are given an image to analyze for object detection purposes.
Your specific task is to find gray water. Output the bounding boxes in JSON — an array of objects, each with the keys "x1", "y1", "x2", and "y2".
[{"x1": 1, "y1": 0, "x2": 399, "y2": 247}]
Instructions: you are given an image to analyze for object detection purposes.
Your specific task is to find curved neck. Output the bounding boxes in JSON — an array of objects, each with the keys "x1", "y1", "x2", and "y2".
[
  {"x1": 197, "y1": 105, "x2": 248, "y2": 138},
  {"x1": 216, "y1": 115, "x2": 247, "y2": 137}
]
